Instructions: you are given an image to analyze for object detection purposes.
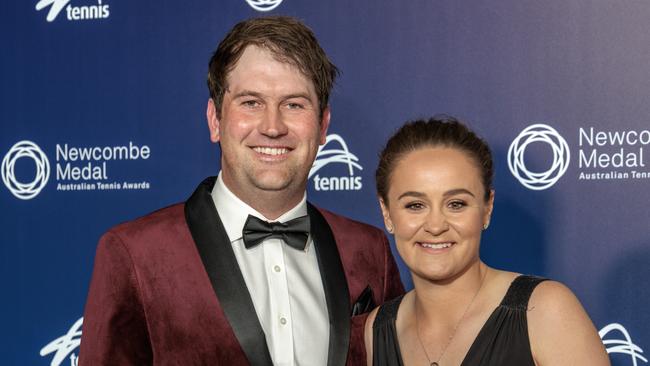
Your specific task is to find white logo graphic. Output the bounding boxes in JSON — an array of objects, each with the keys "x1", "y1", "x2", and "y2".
[
  {"x1": 36, "y1": 0, "x2": 70, "y2": 21},
  {"x1": 245, "y1": 0, "x2": 283, "y2": 12},
  {"x1": 2, "y1": 140, "x2": 50, "y2": 200},
  {"x1": 599, "y1": 323, "x2": 647, "y2": 365},
  {"x1": 508, "y1": 124, "x2": 570, "y2": 190},
  {"x1": 36, "y1": 0, "x2": 110, "y2": 22},
  {"x1": 4, "y1": 140, "x2": 152, "y2": 196},
  {"x1": 40, "y1": 317, "x2": 83, "y2": 366},
  {"x1": 309, "y1": 134, "x2": 363, "y2": 191}
]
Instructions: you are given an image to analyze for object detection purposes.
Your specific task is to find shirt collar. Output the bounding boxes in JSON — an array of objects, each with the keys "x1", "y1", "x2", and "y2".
[{"x1": 211, "y1": 171, "x2": 308, "y2": 243}]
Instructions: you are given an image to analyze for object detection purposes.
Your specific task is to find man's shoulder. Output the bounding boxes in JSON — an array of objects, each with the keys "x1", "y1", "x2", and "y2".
[
  {"x1": 315, "y1": 205, "x2": 384, "y2": 237},
  {"x1": 105, "y1": 202, "x2": 187, "y2": 240}
]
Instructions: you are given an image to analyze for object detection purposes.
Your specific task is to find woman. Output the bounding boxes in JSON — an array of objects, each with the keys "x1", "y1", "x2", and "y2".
[{"x1": 365, "y1": 117, "x2": 609, "y2": 366}]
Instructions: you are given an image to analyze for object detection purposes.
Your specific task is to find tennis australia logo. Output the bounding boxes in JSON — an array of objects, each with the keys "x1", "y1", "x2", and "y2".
[
  {"x1": 35, "y1": 0, "x2": 110, "y2": 22},
  {"x1": 599, "y1": 323, "x2": 647, "y2": 365},
  {"x1": 508, "y1": 124, "x2": 570, "y2": 190},
  {"x1": 309, "y1": 134, "x2": 363, "y2": 191},
  {"x1": 2, "y1": 141, "x2": 50, "y2": 200},
  {"x1": 40, "y1": 317, "x2": 83, "y2": 366},
  {"x1": 245, "y1": 0, "x2": 284, "y2": 12}
]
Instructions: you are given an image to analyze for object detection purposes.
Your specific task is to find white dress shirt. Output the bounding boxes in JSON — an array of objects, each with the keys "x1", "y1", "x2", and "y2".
[{"x1": 211, "y1": 172, "x2": 329, "y2": 366}]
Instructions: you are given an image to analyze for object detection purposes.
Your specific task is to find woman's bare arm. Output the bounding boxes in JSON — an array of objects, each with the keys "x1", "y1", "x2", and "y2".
[{"x1": 528, "y1": 281, "x2": 610, "y2": 366}]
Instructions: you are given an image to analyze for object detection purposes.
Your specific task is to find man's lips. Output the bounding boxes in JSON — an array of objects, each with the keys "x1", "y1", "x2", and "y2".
[{"x1": 251, "y1": 146, "x2": 292, "y2": 156}]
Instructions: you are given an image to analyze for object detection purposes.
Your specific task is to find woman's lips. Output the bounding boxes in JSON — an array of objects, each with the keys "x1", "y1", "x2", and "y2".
[{"x1": 416, "y1": 241, "x2": 455, "y2": 251}]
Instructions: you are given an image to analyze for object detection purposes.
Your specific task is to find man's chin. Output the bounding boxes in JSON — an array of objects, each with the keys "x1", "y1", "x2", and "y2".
[{"x1": 250, "y1": 174, "x2": 295, "y2": 192}]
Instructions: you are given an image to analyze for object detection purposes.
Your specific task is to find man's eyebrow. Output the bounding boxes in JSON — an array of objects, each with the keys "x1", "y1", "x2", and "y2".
[
  {"x1": 282, "y1": 93, "x2": 312, "y2": 100},
  {"x1": 229, "y1": 90, "x2": 313, "y2": 101},
  {"x1": 230, "y1": 90, "x2": 264, "y2": 99}
]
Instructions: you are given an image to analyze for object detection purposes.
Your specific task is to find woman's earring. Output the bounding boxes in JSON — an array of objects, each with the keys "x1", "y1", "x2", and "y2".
[
  {"x1": 386, "y1": 225, "x2": 394, "y2": 234},
  {"x1": 483, "y1": 222, "x2": 489, "y2": 230}
]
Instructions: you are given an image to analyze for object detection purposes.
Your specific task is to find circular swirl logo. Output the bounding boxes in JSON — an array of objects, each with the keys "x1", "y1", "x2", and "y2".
[
  {"x1": 245, "y1": 0, "x2": 283, "y2": 12},
  {"x1": 508, "y1": 124, "x2": 570, "y2": 190},
  {"x1": 2, "y1": 141, "x2": 50, "y2": 200}
]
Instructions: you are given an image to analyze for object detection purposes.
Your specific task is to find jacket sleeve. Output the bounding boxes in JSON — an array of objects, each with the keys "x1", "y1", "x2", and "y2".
[
  {"x1": 78, "y1": 231, "x2": 153, "y2": 365},
  {"x1": 379, "y1": 231, "x2": 405, "y2": 302}
]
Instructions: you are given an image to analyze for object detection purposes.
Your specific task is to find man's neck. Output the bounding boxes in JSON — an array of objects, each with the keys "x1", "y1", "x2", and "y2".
[
  {"x1": 221, "y1": 179, "x2": 306, "y2": 221},
  {"x1": 247, "y1": 190, "x2": 304, "y2": 220}
]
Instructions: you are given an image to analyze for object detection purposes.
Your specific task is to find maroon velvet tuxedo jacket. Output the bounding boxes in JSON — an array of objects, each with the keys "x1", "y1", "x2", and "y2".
[{"x1": 79, "y1": 177, "x2": 404, "y2": 365}]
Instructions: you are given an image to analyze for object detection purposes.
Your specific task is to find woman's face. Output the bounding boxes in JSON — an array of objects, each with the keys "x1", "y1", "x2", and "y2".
[{"x1": 380, "y1": 146, "x2": 493, "y2": 282}]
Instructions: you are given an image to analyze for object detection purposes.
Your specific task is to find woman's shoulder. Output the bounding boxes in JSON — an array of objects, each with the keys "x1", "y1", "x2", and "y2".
[
  {"x1": 525, "y1": 279, "x2": 610, "y2": 365},
  {"x1": 488, "y1": 272, "x2": 593, "y2": 338},
  {"x1": 365, "y1": 291, "x2": 410, "y2": 330},
  {"x1": 527, "y1": 279, "x2": 582, "y2": 318},
  {"x1": 490, "y1": 271, "x2": 577, "y2": 314},
  {"x1": 364, "y1": 290, "x2": 413, "y2": 366}
]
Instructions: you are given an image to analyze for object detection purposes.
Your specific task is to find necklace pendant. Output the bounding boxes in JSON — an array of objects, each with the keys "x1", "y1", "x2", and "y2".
[{"x1": 431, "y1": 363, "x2": 439, "y2": 366}]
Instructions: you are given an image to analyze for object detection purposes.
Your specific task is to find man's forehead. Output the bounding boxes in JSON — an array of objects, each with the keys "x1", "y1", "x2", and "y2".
[{"x1": 224, "y1": 45, "x2": 317, "y2": 96}]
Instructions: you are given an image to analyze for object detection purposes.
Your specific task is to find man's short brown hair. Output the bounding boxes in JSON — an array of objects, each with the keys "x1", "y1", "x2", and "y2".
[{"x1": 207, "y1": 16, "x2": 339, "y2": 117}]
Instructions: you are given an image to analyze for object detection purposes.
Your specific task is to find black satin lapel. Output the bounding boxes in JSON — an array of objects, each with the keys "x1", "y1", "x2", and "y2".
[
  {"x1": 185, "y1": 177, "x2": 273, "y2": 366},
  {"x1": 308, "y1": 203, "x2": 351, "y2": 366}
]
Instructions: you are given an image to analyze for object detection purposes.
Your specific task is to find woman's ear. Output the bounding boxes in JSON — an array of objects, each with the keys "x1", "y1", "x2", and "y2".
[
  {"x1": 483, "y1": 190, "x2": 495, "y2": 230},
  {"x1": 379, "y1": 198, "x2": 394, "y2": 234}
]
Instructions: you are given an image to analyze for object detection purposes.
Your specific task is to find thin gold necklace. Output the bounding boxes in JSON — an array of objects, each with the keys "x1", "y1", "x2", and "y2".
[{"x1": 414, "y1": 268, "x2": 488, "y2": 366}]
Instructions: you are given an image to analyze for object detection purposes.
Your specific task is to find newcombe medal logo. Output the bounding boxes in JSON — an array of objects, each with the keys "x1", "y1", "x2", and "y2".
[
  {"x1": 1, "y1": 140, "x2": 50, "y2": 200},
  {"x1": 508, "y1": 124, "x2": 570, "y2": 190},
  {"x1": 3, "y1": 139, "x2": 154, "y2": 199}
]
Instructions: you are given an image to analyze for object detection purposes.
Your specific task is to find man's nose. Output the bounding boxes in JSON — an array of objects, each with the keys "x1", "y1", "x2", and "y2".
[{"x1": 259, "y1": 108, "x2": 289, "y2": 137}]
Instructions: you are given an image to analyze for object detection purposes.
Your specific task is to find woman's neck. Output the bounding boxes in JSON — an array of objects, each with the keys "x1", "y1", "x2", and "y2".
[{"x1": 411, "y1": 261, "x2": 489, "y2": 322}]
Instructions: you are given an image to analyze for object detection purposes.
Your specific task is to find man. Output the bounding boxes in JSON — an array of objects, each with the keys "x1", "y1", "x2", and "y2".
[{"x1": 79, "y1": 16, "x2": 404, "y2": 366}]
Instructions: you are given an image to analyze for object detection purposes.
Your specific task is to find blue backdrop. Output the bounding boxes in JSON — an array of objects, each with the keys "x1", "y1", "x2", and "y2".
[{"x1": 2, "y1": 0, "x2": 648, "y2": 365}]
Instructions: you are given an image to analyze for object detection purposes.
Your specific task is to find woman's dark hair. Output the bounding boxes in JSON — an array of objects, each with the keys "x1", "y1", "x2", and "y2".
[{"x1": 376, "y1": 116, "x2": 493, "y2": 204}]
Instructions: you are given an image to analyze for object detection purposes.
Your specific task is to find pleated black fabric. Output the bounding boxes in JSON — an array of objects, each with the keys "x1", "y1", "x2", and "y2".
[{"x1": 372, "y1": 275, "x2": 547, "y2": 366}]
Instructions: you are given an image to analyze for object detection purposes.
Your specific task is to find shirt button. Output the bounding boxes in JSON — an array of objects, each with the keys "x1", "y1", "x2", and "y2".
[
  {"x1": 280, "y1": 317, "x2": 287, "y2": 325},
  {"x1": 273, "y1": 265, "x2": 281, "y2": 273}
]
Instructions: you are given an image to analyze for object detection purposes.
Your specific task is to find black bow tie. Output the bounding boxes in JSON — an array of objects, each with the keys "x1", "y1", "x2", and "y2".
[{"x1": 242, "y1": 214, "x2": 311, "y2": 251}]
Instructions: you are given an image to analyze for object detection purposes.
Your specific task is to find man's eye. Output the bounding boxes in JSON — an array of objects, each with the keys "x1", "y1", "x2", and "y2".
[
  {"x1": 285, "y1": 102, "x2": 304, "y2": 110},
  {"x1": 242, "y1": 100, "x2": 261, "y2": 107}
]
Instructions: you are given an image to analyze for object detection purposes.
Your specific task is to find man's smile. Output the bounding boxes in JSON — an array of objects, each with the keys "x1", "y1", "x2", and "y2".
[{"x1": 252, "y1": 146, "x2": 291, "y2": 156}]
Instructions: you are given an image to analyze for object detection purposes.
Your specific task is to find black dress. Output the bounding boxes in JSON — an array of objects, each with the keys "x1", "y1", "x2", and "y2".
[{"x1": 372, "y1": 275, "x2": 547, "y2": 366}]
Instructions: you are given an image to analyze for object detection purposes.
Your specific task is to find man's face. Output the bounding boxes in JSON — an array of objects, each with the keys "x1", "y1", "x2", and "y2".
[{"x1": 207, "y1": 45, "x2": 330, "y2": 205}]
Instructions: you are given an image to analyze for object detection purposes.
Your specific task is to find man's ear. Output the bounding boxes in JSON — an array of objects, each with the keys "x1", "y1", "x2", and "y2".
[
  {"x1": 379, "y1": 198, "x2": 394, "y2": 234},
  {"x1": 207, "y1": 99, "x2": 221, "y2": 143},
  {"x1": 318, "y1": 106, "x2": 331, "y2": 145}
]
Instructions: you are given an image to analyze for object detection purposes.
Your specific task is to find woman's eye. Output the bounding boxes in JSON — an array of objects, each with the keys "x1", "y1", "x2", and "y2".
[
  {"x1": 405, "y1": 202, "x2": 425, "y2": 211},
  {"x1": 448, "y1": 200, "x2": 466, "y2": 210}
]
